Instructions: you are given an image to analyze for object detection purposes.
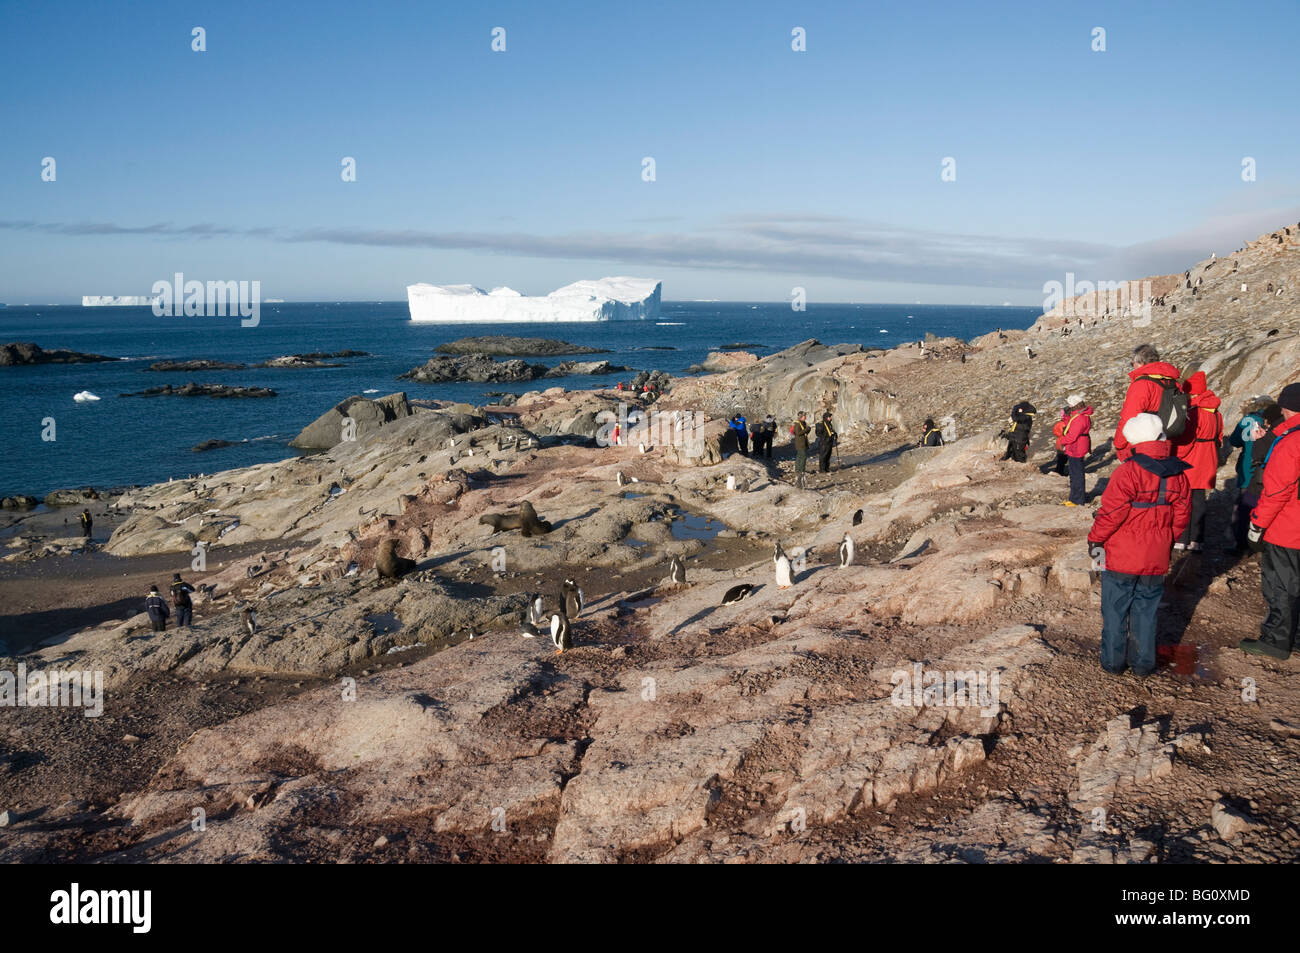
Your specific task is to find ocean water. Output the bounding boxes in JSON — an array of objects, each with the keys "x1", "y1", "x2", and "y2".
[{"x1": 1, "y1": 301, "x2": 1038, "y2": 496}]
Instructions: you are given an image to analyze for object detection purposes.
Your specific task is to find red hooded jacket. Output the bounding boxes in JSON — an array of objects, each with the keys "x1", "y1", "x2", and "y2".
[
  {"x1": 1251, "y1": 414, "x2": 1300, "y2": 549},
  {"x1": 1113, "y1": 361, "x2": 1180, "y2": 461},
  {"x1": 1088, "y1": 439, "x2": 1192, "y2": 575},
  {"x1": 1060, "y1": 407, "x2": 1093, "y2": 458},
  {"x1": 1174, "y1": 378, "x2": 1223, "y2": 491}
]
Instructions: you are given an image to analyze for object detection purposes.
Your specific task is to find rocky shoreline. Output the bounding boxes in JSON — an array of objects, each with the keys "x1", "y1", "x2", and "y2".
[{"x1": 2, "y1": 224, "x2": 1299, "y2": 864}]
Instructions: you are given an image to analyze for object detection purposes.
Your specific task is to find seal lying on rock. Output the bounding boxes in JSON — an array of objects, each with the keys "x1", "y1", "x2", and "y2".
[
  {"x1": 376, "y1": 538, "x2": 417, "y2": 581},
  {"x1": 477, "y1": 500, "x2": 554, "y2": 537}
]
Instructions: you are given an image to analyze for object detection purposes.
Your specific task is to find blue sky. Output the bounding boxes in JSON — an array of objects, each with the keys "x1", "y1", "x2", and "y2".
[{"x1": 1, "y1": 0, "x2": 1297, "y2": 304}]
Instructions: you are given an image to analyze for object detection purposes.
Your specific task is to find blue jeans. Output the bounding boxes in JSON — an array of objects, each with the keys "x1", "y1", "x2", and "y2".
[
  {"x1": 1067, "y1": 455, "x2": 1086, "y2": 504},
  {"x1": 1101, "y1": 570, "x2": 1163, "y2": 673}
]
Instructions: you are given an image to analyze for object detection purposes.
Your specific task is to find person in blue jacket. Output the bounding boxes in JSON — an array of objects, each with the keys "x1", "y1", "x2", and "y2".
[
  {"x1": 1231, "y1": 396, "x2": 1278, "y2": 552},
  {"x1": 729, "y1": 414, "x2": 749, "y2": 455}
]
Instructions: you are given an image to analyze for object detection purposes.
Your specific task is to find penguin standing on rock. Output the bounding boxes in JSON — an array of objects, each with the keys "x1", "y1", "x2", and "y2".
[
  {"x1": 562, "y1": 578, "x2": 584, "y2": 618},
  {"x1": 838, "y1": 532, "x2": 855, "y2": 568},
  {"x1": 616, "y1": 471, "x2": 626, "y2": 487},
  {"x1": 726, "y1": 474, "x2": 737, "y2": 491},
  {"x1": 526, "y1": 592, "x2": 546, "y2": 628},
  {"x1": 852, "y1": 509, "x2": 864, "y2": 526},
  {"x1": 550, "y1": 601, "x2": 573, "y2": 654},
  {"x1": 773, "y1": 542, "x2": 794, "y2": 589},
  {"x1": 241, "y1": 606, "x2": 258, "y2": 635},
  {"x1": 669, "y1": 554, "x2": 686, "y2": 585}
]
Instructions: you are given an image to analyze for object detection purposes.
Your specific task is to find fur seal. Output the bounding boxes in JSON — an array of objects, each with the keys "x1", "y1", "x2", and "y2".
[
  {"x1": 376, "y1": 538, "x2": 417, "y2": 581},
  {"x1": 478, "y1": 500, "x2": 553, "y2": 537}
]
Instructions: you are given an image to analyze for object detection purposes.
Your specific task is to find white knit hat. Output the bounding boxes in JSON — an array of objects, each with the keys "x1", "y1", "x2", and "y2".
[
  {"x1": 1122, "y1": 412, "x2": 1165, "y2": 446},
  {"x1": 1066, "y1": 393, "x2": 1085, "y2": 407}
]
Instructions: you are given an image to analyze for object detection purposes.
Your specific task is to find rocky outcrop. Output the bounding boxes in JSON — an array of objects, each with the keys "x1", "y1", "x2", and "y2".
[
  {"x1": 289, "y1": 392, "x2": 413, "y2": 450},
  {"x1": 436, "y1": 336, "x2": 607, "y2": 356},
  {"x1": 120, "y1": 383, "x2": 276, "y2": 398},
  {"x1": 543, "y1": 360, "x2": 625, "y2": 378},
  {"x1": 255, "y1": 351, "x2": 369, "y2": 368},
  {"x1": 148, "y1": 359, "x2": 247, "y2": 371},
  {"x1": 0, "y1": 342, "x2": 115, "y2": 365},
  {"x1": 43, "y1": 486, "x2": 100, "y2": 506},
  {"x1": 192, "y1": 439, "x2": 234, "y2": 452},
  {"x1": 401, "y1": 354, "x2": 548, "y2": 384}
]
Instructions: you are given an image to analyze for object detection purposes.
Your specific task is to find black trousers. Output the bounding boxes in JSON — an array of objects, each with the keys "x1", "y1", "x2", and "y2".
[
  {"x1": 150, "y1": 618, "x2": 167, "y2": 632},
  {"x1": 1179, "y1": 488, "x2": 1208, "y2": 546},
  {"x1": 1002, "y1": 441, "x2": 1027, "y2": 463},
  {"x1": 1260, "y1": 542, "x2": 1300, "y2": 650},
  {"x1": 818, "y1": 447, "x2": 833, "y2": 472}
]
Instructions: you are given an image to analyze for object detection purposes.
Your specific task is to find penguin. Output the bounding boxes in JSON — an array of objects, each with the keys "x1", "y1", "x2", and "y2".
[
  {"x1": 669, "y1": 554, "x2": 686, "y2": 585},
  {"x1": 562, "y1": 577, "x2": 584, "y2": 618},
  {"x1": 773, "y1": 542, "x2": 794, "y2": 589},
  {"x1": 726, "y1": 473, "x2": 736, "y2": 491},
  {"x1": 720, "y1": 583, "x2": 754, "y2": 606},
  {"x1": 527, "y1": 592, "x2": 547, "y2": 628},
  {"x1": 550, "y1": 602, "x2": 573, "y2": 654},
  {"x1": 242, "y1": 607, "x2": 258, "y2": 635},
  {"x1": 838, "y1": 532, "x2": 855, "y2": 568},
  {"x1": 616, "y1": 470, "x2": 626, "y2": 487},
  {"x1": 518, "y1": 610, "x2": 541, "y2": 639},
  {"x1": 852, "y1": 509, "x2": 864, "y2": 526}
]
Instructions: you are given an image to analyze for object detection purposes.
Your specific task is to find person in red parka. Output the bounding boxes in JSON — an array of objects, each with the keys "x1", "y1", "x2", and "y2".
[
  {"x1": 1173, "y1": 370, "x2": 1223, "y2": 551},
  {"x1": 1241, "y1": 382, "x2": 1300, "y2": 659},
  {"x1": 1113, "y1": 344, "x2": 1181, "y2": 462},
  {"x1": 1087, "y1": 413, "x2": 1191, "y2": 675},
  {"x1": 1060, "y1": 395, "x2": 1093, "y2": 506}
]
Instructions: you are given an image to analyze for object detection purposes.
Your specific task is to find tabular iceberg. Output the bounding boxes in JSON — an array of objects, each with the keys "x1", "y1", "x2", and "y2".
[
  {"x1": 82, "y1": 295, "x2": 161, "y2": 307},
  {"x1": 407, "y1": 277, "x2": 661, "y2": 323}
]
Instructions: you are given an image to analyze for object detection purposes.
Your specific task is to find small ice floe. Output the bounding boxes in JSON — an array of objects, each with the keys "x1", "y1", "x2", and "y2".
[
  {"x1": 363, "y1": 388, "x2": 379, "y2": 394},
  {"x1": 73, "y1": 391, "x2": 100, "y2": 402},
  {"x1": 879, "y1": 329, "x2": 889, "y2": 333}
]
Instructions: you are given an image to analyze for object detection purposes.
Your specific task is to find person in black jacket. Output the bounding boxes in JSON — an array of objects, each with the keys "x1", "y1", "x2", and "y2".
[
  {"x1": 817, "y1": 412, "x2": 838, "y2": 473},
  {"x1": 170, "y1": 572, "x2": 195, "y2": 628},
  {"x1": 999, "y1": 401, "x2": 1037, "y2": 463},
  {"x1": 145, "y1": 585, "x2": 170, "y2": 632},
  {"x1": 920, "y1": 418, "x2": 944, "y2": 447},
  {"x1": 78, "y1": 508, "x2": 93, "y2": 538},
  {"x1": 791, "y1": 412, "x2": 811, "y2": 488},
  {"x1": 751, "y1": 415, "x2": 776, "y2": 459}
]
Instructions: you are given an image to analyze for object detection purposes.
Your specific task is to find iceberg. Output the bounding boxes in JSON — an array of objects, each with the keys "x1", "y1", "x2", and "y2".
[
  {"x1": 82, "y1": 296, "x2": 160, "y2": 307},
  {"x1": 407, "y1": 277, "x2": 661, "y2": 323},
  {"x1": 73, "y1": 391, "x2": 101, "y2": 402}
]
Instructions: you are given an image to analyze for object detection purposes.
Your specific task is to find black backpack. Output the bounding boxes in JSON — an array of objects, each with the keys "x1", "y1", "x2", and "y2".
[{"x1": 1140, "y1": 376, "x2": 1190, "y2": 439}]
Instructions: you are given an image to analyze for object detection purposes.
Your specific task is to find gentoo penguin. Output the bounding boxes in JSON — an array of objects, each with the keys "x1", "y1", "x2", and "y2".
[
  {"x1": 562, "y1": 577, "x2": 584, "y2": 618},
  {"x1": 851, "y1": 509, "x2": 864, "y2": 526},
  {"x1": 638, "y1": 442, "x2": 650, "y2": 454},
  {"x1": 518, "y1": 610, "x2": 541, "y2": 639},
  {"x1": 726, "y1": 473, "x2": 737, "y2": 491},
  {"x1": 669, "y1": 554, "x2": 686, "y2": 585},
  {"x1": 773, "y1": 542, "x2": 794, "y2": 589},
  {"x1": 241, "y1": 607, "x2": 258, "y2": 635},
  {"x1": 838, "y1": 532, "x2": 855, "y2": 568},
  {"x1": 527, "y1": 592, "x2": 546, "y2": 628},
  {"x1": 720, "y1": 583, "x2": 754, "y2": 606},
  {"x1": 550, "y1": 602, "x2": 573, "y2": 654},
  {"x1": 616, "y1": 470, "x2": 626, "y2": 487}
]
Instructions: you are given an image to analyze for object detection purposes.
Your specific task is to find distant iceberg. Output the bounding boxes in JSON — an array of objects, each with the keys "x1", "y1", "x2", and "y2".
[
  {"x1": 73, "y1": 391, "x2": 101, "y2": 402},
  {"x1": 407, "y1": 277, "x2": 661, "y2": 323},
  {"x1": 82, "y1": 295, "x2": 160, "y2": 307}
]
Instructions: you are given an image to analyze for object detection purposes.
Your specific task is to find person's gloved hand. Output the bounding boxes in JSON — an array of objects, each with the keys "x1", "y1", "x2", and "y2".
[
  {"x1": 1248, "y1": 523, "x2": 1265, "y2": 551},
  {"x1": 1088, "y1": 542, "x2": 1105, "y2": 568}
]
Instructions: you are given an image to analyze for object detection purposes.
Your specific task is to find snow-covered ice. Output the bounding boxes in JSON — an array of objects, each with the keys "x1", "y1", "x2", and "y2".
[{"x1": 407, "y1": 277, "x2": 661, "y2": 323}]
